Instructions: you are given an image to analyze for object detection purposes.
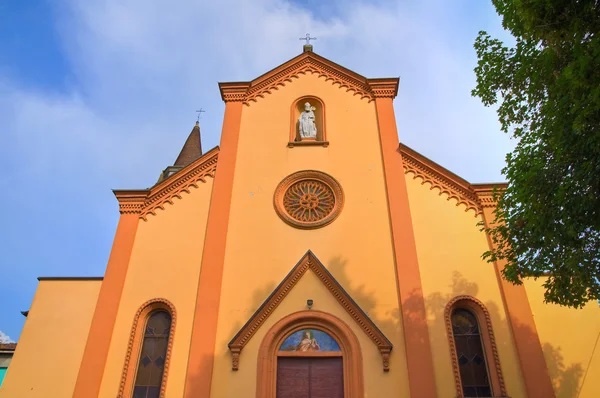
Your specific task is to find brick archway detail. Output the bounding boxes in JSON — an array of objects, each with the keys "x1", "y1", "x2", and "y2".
[
  {"x1": 445, "y1": 295, "x2": 507, "y2": 398},
  {"x1": 257, "y1": 310, "x2": 364, "y2": 398},
  {"x1": 118, "y1": 298, "x2": 177, "y2": 398}
]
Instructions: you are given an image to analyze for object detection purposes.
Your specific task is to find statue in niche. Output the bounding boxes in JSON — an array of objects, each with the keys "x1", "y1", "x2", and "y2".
[{"x1": 298, "y1": 102, "x2": 317, "y2": 139}]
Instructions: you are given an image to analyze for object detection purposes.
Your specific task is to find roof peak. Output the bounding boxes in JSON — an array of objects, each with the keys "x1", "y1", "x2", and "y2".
[{"x1": 174, "y1": 122, "x2": 203, "y2": 167}]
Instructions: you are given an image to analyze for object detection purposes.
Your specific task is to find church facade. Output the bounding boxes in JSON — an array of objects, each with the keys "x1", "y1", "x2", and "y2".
[{"x1": 2, "y1": 46, "x2": 599, "y2": 398}]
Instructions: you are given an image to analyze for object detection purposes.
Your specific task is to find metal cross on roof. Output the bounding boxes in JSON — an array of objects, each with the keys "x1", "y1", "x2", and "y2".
[
  {"x1": 299, "y1": 33, "x2": 317, "y2": 45},
  {"x1": 195, "y1": 108, "x2": 206, "y2": 122}
]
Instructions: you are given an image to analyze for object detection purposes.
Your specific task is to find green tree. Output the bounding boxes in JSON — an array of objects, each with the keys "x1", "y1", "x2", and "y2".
[{"x1": 473, "y1": 0, "x2": 600, "y2": 307}]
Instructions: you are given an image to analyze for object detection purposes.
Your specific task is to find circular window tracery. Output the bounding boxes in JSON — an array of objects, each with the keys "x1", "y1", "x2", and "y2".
[{"x1": 274, "y1": 170, "x2": 344, "y2": 229}]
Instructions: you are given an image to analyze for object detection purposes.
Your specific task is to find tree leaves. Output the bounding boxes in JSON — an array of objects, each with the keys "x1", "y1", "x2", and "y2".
[{"x1": 475, "y1": 0, "x2": 600, "y2": 307}]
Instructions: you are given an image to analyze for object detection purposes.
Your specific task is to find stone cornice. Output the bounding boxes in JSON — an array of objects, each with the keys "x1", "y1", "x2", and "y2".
[
  {"x1": 219, "y1": 82, "x2": 251, "y2": 102},
  {"x1": 472, "y1": 184, "x2": 507, "y2": 209},
  {"x1": 367, "y1": 78, "x2": 400, "y2": 98},
  {"x1": 113, "y1": 147, "x2": 219, "y2": 220},
  {"x1": 228, "y1": 251, "x2": 393, "y2": 371},
  {"x1": 218, "y1": 52, "x2": 399, "y2": 104},
  {"x1": 113, "y1": 190, "x2": 148, "y2": 215},
  {"x1": 400, "y1": 144, "x2": 508, "y2": 216}
]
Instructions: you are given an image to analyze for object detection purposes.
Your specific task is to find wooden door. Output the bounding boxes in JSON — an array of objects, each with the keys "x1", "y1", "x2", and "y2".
[{"x1": 276, "y1": 357, "x2": 343, "y2": 398}]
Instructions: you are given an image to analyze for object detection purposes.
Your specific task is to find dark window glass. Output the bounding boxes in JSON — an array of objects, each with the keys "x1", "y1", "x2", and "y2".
[
  {"x1": 451, "y1": 309, "x2": 492, "y2": 397},
  {"x1": 133, "y1": 310, "x2": 171, "y2": 398}
]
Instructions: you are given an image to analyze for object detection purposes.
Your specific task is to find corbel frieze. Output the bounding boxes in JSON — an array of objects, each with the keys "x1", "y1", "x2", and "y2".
[
  {"x1": 114, "y1": 148, "x2": 219, "y2": 220},
  {"x1": 473, "y1": 185, "x2": 506, "y2": 210},
  {"x1": 367, "y1": 78, "x2": 400, "y2": 98},
  {"x1": 399, "y1": 145, "x2": 483, "y2": 215},
  {"x1": 218, "y1": 53, "x2": 400, "y2": 105},
  {"x1": 228, "y1": 251, "x2": 393, "y2": 372}
]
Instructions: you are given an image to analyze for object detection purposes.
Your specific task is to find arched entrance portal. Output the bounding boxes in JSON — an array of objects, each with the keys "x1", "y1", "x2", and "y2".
[{"x1": 256, "y1": 310, "x2": 364, "y2": 398}]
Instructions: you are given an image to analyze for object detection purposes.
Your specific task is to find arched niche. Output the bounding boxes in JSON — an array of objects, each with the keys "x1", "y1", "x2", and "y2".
[
  {"x1": 256, "y1": 310, "x2": 364, "y2": 398},
  {"x1": 289, "y1": 96, "x2": 328, "y2": 147}
]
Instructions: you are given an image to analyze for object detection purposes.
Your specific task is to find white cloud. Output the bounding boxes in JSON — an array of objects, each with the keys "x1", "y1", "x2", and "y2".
[
  {"x1": 3, "y1": 0, "x2": 513, "y2": 187},
  {"x1": 0, "y1": 330, "x2": 15, "y2": 344},
  {"x1": 0, "y1": 0, "x2": 514, "y2": 339}
]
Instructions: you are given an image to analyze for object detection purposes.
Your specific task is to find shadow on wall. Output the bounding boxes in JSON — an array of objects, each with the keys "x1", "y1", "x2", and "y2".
[
  {"x1": 183, "y1": 280, "x2": 276, "y2": 397},
  {"x1": 419, "y1": 271, "x2": 584, "y2": 398},
  {"x1": 327, "y1": 256, "x2": 401, "y2": 341},
  {"x1": 543, "y1": 343, "x2": 584, "y2": 397},
  {"x1": 183, "y1": 261, "x2": 585, "y2": 398}
]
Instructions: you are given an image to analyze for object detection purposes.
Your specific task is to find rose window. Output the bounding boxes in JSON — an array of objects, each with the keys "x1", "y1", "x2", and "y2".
[{"x1": 274, "y1": 171, "x2": 344, "y2": 229}]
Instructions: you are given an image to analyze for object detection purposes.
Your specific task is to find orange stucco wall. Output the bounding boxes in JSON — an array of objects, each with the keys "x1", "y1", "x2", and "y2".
[
  {"x1": 98, "y1": 179, "x2": 214, "y2": 397},
  {"x1": 404, "y1": 173, "x2": 528, "y2": 398},
  {"x1": 0, "y1": 280, "x2": 101, "y2": 398},
  {"x1": 524, "y1": 278, "x2": 600, "y2": 398},
  {"x1": 209, "y1": 72, "x2": 409, "y2": 397}
]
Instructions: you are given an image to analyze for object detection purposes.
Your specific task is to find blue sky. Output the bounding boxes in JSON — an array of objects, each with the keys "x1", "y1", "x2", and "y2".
[{"x1": 0, "y1": 0, "x2": 512, "y2": 341}]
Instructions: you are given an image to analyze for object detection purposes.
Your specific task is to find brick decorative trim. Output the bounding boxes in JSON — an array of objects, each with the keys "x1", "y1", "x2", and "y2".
[
  {"x1": 218, "y1": 52, "x2": 399, "y2": 104},
  {"x1": 114, "y1": 147, "x2": 219, "y2": 220},
  {"x1": 473, "y1": 184, "x2": 505, "y2": 209},
  {"x1": 444, "y1": 295, "x2": 507, "y2": 398},
  {"x1": 368, "y1": 78, "x2": 400, "y2": 98},
  {"x1": 228, "y1": 251, "x2": 392, "y2": 371},
  {"x1": 400, "y1": 144, "x2": 508, "y2": 217},
  {"x1": 273, "y1": 170, "x2": 344, "y2": 230},
  {"x1": 118, "y1": 298, "x2": 177, "y2": 398},
  {"x1": 256, "y1": 311, "x2": 365, "y2": 398},
  {"x1": 400, "y1": 144, "x2": 482, "y2": 215}
]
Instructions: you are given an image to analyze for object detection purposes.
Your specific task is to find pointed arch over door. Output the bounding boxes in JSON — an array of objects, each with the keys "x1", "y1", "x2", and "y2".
[
  {"x1": 257, "y1": 310, "x2": 364, "y2": 398},
  {"x1": 227, "y1": 251, "x2": 392, "y2": 372}
]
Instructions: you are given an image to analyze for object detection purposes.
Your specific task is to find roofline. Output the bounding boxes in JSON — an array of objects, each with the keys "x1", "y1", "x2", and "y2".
[
  {"x1": 472, "y1": 182, "x2": 508, "y2": 190},
  {"x1": 112, "y1": 146, "x2": 220, "y2": 194},
  {"x1": 218, "y1": 50, "x2": 399, "y2": 103},
  {"x1": 399, "y1": 143, "x2": 507, "y2": 187},
  {"x1": 37, "y1": 276, "x2": 103, "y2": 281}
]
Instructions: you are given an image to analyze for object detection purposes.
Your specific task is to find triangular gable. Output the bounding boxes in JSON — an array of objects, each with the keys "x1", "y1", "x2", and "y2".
[
  {"x1": 399, "y1": 143, "x2": 507, "y2": 215},
  {"x1": 228, "y1": 250, "x2": 393, "y2": 371},
  {"x1": 113, "y1": 146, "x2": 219, "y2": 220},
  {"x1": 219, "y1": 50, "x2": 399, "y2": 104}
]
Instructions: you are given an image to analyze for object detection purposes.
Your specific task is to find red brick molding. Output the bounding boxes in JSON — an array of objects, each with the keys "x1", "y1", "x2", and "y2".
[
  {"x1": 218, "y1": 51, "x2": 399, "y2": 104},
  {"x1": 445, "y1": 295, "x2": 507, "y2": 398},
  {"x1": 114, "y1": 147, "x2": 218, "y2": 220},
  {"x1": 256, "y1": 311, "x2": 365, "y2": 398},
  {"x1": 228, "y1": 251, "x2": 392, "y2": 371},
  {"x1": 273, "y1": 170, "x2": 344, "y2": 230},
  {"x1": 399, "y1": 143, "x2": 507, "y2": 216},
  {"x1": 118, "y1": 298, "x2": 177, "y2": 398}
]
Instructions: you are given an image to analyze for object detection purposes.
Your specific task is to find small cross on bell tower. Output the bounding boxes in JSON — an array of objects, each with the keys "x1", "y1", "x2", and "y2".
[{"x1": 299, "y1": 33, "x2": 316, "y2": 52}]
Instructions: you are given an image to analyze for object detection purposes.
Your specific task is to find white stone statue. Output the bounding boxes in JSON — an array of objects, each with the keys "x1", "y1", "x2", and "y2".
[{"x1": 298, "y1": 102, "x2": 317, "y2": 139}]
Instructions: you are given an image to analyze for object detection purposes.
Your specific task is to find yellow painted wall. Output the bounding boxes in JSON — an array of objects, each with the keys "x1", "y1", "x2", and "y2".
[
  {"x1": 210, "y1": 73, "x2": 409, "y2": 397},
  {"x1": 212, "y1": 270, "x2": 394, "y2": 397},
  {"x1": 0, "y1": 280, "x2": 100, "y2": 398},
  {"x1": 98, "y1": 179, "x2": 214, "y2": 398},
  {"x1": 405, "y1": 174, "x2": 527, "y2": 398},
  {"x1": 524, "y1": 278, "x2": 600, "y2": 398}
]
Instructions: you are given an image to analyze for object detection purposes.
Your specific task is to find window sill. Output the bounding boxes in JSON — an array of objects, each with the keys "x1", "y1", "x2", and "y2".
[{"x1": 287, "y1": 141, "x2": 329, "y2": 148}]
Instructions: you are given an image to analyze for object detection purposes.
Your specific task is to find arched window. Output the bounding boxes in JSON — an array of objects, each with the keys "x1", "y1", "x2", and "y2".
[
  {"x1": 119, "y1": 299, "x2": 176, "y2": 398},
  {"x1": 445, "y1": 296, "x2": 507, "y2": 398},
  {"x1": 451, "y1": 309, "x2": 491, "y2": 397},
  {"x1": 133, "y1": 311, "x2": 171, "y2": 398}
]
